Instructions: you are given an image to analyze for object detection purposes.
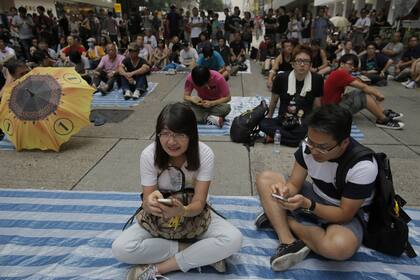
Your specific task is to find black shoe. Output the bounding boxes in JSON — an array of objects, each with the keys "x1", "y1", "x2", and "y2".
[
  {"x1": 270, "y1": 240, "x2": 310, "y2": 271},
  {"x1": 376, "y1": 117, "x2": 404, "y2": 130},
  {"x1": 255, "y1": 212, "x2": 272, "y2": 229},
  {"x1": 0, "y1": 129, "x2": 4, "y2": 141},
  {"x1": 384, "y1": 109, "x2": 403, "y2": 120}
]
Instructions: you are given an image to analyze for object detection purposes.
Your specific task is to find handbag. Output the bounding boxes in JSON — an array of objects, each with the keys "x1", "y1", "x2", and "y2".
[{"x1": 123, "y1": 166, "x2": 212, "y2": 241}]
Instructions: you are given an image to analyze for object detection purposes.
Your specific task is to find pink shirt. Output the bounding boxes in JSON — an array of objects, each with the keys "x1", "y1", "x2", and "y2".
[
  {"x1": 184, "y1": 70, "x2": 230, "y2": 100},
  {"x1": 97, "y1": 54, "x2": 125, "y2": 73}
]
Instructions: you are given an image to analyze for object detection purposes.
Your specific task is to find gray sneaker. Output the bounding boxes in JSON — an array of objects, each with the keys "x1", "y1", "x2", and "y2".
[
  {"x1": 126, "y1": 264, "x2": 168, "y2": 280},
  {"x1": 270, "y1": 240, "x2": 311, "y2": 271}
]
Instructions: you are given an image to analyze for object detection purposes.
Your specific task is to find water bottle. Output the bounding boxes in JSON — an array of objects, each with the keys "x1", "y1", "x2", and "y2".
[{"x1": 274, "y1": 129, "x2": 281, "y2": 153}]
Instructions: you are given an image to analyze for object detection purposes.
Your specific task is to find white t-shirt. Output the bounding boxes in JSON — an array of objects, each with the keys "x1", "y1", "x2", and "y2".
[
  {"x1": 190, "y1": 16, "x2": 203, "y2": 39},
  {"x1": 354, "y1": 17, "x2": 370, "y2": 33},
  {"x1": 138, "y1": 47, "x2": 149, "y2": 61},
  {"x1": 144, "y1": 35, "x2": 157, "y2": 49},
  {"x1": 180, "y1": 48, "x2": 199, "y2": 65},
  {"x1": 140, "y1": 142, "x2": 214, "y2": 192},
  {"x1": 0, "y1": 47, "x2": 16, "y2": 63}
]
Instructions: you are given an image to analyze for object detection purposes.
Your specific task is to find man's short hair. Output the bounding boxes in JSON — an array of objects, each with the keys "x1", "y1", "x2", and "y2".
[
  {"x1": 306, "y1": 104, "x2": 353, "y2": 143},
  {"x1": 31, "y1": 49, "x2": 48, "y2": 64},
  {"x1": 191, "y1": 66, "x2": 211, "y2": 87},
  {"x1": 291, "y1": 45, "x2": 312, "y2": 61},
  {"x1": 202, "y1": 45, "x2": 213, "y2": 58},
  {"x1": 18, "y1": 7, "x2": 27, "y2": 14},
  {"x1": 340, "y1": 53, "x2": 359, "y2": 66}
]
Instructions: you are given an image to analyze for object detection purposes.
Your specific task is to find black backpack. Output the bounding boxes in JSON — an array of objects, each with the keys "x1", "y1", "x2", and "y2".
[
  {"x1": 230, "y1": 99, "x2": 268, "y2": 145},
  {"x1": 336, "y1": 145, "x2": 417, "y2": 258}
]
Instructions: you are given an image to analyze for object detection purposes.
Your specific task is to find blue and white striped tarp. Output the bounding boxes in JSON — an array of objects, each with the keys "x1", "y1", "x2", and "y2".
[
  {"x1": 198, "y1": 96, "x2": 365, "y2": 141},
  {"x1": 152, "y1": 60, "x2": 251, "y2": 75},
  {"x1": 91, "y1": 82, "x2": 158, "y2": 108},
  {"x1": 0, "y1": 188, "x2": 418, "y2": 279}
]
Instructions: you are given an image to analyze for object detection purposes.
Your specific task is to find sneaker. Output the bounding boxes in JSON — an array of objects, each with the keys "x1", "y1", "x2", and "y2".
[
  {"x1": 384, "y1": 109, "x2": 403, "y2": 120},
  {"x1": 405, "y1": 80, "x2": 417, "y2": 89},
  {"x1": 376, "y1": 118, "x2": 405, "y2": 130},
  {"x1": 124, "y1": 90, "x2": 133, "y2": 100},
  {"x1": 209, "y1": 259, "x2": 227, "y2": 273},
  {"x1": 0, "y1": 129, "x2": 4, "y2": 141},
  {"x1": 401, "y1": 80, "x2": 411, "y2": 87},
  {"x1": 132, "y1": 89, "x2": 140, "y2": 100},
  {"x1": 387, "y1": 74, "x2": 394, "y2": 81},
  {"x1": 255, "y1": 212, "x2": 272, "y2": 229},
  {"x1": 207, "y1": 115, "x2": 224, "y2": 128},
  {"x1": 126, "y1": 264, "x2": 168, "y2": 280},
  {"x1": 270, "y1": 240, "x2": 311, "y2": 271},
  {"x1": 231, "y1": 65, "x2": 240, "y2": 76}
]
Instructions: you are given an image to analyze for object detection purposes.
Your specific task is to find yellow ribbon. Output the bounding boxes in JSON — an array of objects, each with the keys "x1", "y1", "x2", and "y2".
[
  {"x1": 393, "y1": 199, "x2": 400, "y2": 217},
  {"x1": 168, "y1": 216, "x2": 182, "y2": 229}
]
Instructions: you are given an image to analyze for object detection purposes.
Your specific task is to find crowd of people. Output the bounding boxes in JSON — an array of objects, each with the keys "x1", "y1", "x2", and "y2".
[{"x1": 0, "y1": 4, "x2": 418, "y2": 279}]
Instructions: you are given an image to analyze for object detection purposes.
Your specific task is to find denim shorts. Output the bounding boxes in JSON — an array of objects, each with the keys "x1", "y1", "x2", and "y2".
[
  {"x1": 339, "y1": 89, "x2": 368, "y2": 115},
  {"x1": 289, "y1": 181, "x2": 365, "y2": 247}
]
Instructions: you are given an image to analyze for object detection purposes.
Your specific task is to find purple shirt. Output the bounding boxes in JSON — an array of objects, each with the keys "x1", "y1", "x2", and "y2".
[{"x1": 97, "y1": 54, "x2": 124, "y2": 73}]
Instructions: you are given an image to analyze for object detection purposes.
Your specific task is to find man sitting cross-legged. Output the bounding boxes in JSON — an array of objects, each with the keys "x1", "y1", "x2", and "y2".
[
  {"x1": 255, "y1": 105, "x2": 378, "y2": 271},
  {"x1": 183, "y1": 66, "x2": 231, "y2": 128},
  {"x1": 119, "y1": 43, "x2": 150, "y2": 100}
]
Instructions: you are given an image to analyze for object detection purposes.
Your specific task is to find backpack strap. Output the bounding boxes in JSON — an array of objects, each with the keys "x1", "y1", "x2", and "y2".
[{"x1": 335, "y1": 144, "x2": 374, "y2": 195}]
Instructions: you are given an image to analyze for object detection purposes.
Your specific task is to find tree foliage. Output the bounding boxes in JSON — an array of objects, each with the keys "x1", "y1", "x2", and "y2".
[{"x1": 199, "y1": 0, "x2": 224, "y2": 12}]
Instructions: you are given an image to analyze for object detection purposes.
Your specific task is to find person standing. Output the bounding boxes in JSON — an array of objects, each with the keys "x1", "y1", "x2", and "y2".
[
  {"x1": 12, "y1": 7, "x2": 34, "y2": 61},
  {"x1": 189, "y1": 8, "x2": 204, "y2": 49}
]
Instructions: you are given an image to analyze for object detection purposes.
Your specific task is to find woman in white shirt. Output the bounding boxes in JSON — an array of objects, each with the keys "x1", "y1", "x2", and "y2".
[{"x1": 112, "y1": 103, "x2": 243, "y2": 280}]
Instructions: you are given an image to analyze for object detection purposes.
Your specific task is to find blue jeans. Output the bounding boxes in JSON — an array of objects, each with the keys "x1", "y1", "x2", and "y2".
[{"x1": 120, "y1": 75, "x2": 148, "y2": 92}]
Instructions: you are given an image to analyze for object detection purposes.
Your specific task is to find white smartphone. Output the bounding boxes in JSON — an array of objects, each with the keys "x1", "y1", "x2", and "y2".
[
  {"x1": 271, "y1": 193, "x2": 288, "y2": 202},
  {"x1": 157, "y1": 198, "x2": 173, "y2": 206}
]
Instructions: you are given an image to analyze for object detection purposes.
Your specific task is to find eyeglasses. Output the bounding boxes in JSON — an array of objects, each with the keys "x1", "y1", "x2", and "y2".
[
  {"x1": 293, "y1": 59, "x2": 311, "y2": 65},
  {"x1": 302, "y1": 137, "x2": 339, "y2": 155},
  {"x1": 158, "y1": 131, "x2": 188, "y2": 141}
]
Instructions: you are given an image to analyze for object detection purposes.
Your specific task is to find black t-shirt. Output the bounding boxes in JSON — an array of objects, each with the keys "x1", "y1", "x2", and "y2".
[
  {"x1": 360, "y1": 53, "x2": 389, "y2": 72},
  {"x1": 272, "y1": 72, "x2": 323, "y2": 119},
  {"x1": 278, "y1": 15, "x2": 290, "y2": 34},
  {"x1": 167, "y1": 11, "x2": 181, "y2": 32},
  {"x1": 402, "y1": 45, "x2": 420, "y2": 61},
  {"x1": 214, "y1": 46, "x2": 231, "y2": 65},
  {"x1": 122, "y1": 57, "x2": 148, "y2": 72},
  {"x1": 278, "y1": 53, "x2": 293, "y2": 72},
  {"x1": 229, "y1": 15, "x2": 242, "y2": 32},
  {"x1": 224, "y1": 15, "x2": 233, "y2": 32},
  {"x1": 229, "y1": 40, "x2": 245, "y2": 56},
  {"x1": 264, "y1": 17, "x2": 277, "y2": 35}
]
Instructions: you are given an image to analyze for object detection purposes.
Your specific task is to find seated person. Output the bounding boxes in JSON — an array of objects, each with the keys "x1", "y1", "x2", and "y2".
[
  {"x1": 86, "y1": 37, "x2": 105, "y2": 69},
  {"x1": 136, "y1": 35, "x2": 152, "y2": 65},
  {"x1": 68, "y1": 50, "x2": 91, "y2": 84},
  {"x1": 255, "y1": 104, "x2": 378, "y2": 271},
  {"x1": 179, "y1": 41, "x2": 198, "y2": 69},
  {"x1": 30, "y1": 49, "x2": 57, "y2": 67},
  {"x1": 267, "y1": 40, "x2": 295, "y2": 89},
  {"x1": 335, "y1": 40, "x2": 357, "y2": 62},
  {"x1": 382, "y1": 32, "x2": 404, "y2": 69},
  {"x1": 259, "y1": 35, "x2": 279, "y2": 75},
  {"x1": 59, "y1": 35, "x2": 85, "y2": 61},
  {"x1": 0, "y1": 36, "x2": 16, "y2": 67},
  {"x1": 323, "y1": 54, "x2": 404, "y2": 130},
  {"x1": 360, "y1": 42, "x2": 392, "y2": 86},
  {"x1": 119, "y1": 43, "x2": 150, "y2": 100},
  {"x1": 214, "y1": 38, "x2": 231, "y2": 66},
  {"x1": 144, "y1": 29, "x2": 157, "y2": 49},
  {"x1": 197, "y1": 45, "x2": 229, "y2": 80},
  {"x1": 168, "y1": 35, "x2": 182, "y2": 64},
  {"x1": 229, "y1": 31, "x2": 246, "y2": 65},
  {"x1": 310, "y1": 39, "x2": 331, "y2": 76},
  {"x1": 112, "y1": 102, "x2": 242, "y2": 279},
  {"x1": 152, "y1": 39, "x2": 169, "y2": 70},
  {"x1": 401, "y1": 58, "x2": 420, "y2": 89},
  {"x1": 260, "y1": 46, "x2": 323, "y2": 147},
  {"x1": 183, "y1": 66, "x2": 231, "y2": 128},
  {"x1": 395, "y1": 36, "x2": 420, "y2": 82},
  {"x1": 196, "y1": 31, "x2": 211, "y2": 54},
  {"x1": 38, "y1": 40, "x2": 57, "y2": 60},
  {"x1": 93, "y1": 43, "x2": 124, "y2": 95}
]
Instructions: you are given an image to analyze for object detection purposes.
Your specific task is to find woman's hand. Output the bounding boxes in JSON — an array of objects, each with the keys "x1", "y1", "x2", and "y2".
[
  {"x1": 144, "y1": 190, "x2": 164, "y2": 217},
  {"x1": 159, "y1": 198, "x2": 185, "y2": 219}
]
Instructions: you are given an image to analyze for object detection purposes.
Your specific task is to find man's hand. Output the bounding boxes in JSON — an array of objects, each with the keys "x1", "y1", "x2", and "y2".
[
  {"x1": 267, "y1": 79, "x2": 273, "y2": 89},
  {"x1": 191, "y1": 96, "x2": 203, "y2": 106},
  {"x1": 275, "y1": 194, "x2": 310, "y2": 211},
  {"x1": 144, "y1": 190, "x2": 164, "y2": 217},
  {"x1": 270, "y1": 181, "x2": 289, "y2": 198},
  {"x1": 374, "y1": 90, "x2": 385, "y2": 102},
  {"x1": 201, "y1": 100, "x2": 214, "y2": 108}
]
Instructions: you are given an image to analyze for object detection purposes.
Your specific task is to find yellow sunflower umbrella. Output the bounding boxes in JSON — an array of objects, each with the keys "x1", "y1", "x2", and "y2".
[{"x1": 0, "y1": 67, "x2": 94, "y2": 151}]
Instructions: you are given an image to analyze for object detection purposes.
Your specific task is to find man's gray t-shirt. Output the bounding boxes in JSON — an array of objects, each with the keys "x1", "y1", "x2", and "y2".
[
  {"x1": 383, "y1": 42, "x2": 404, "y2": 62},
  {"x1": 12, "y1": 15, "x2": 34, "y2": 39}
]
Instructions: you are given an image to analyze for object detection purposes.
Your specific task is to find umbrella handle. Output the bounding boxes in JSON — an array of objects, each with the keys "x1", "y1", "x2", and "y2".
[{"x1": 25, "y1": 88, "x2": 35, "y2": 97}]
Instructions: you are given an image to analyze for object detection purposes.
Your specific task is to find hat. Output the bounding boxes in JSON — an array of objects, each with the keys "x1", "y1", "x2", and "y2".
[
  {"x1": 128, "y1": 42, "x2": 139, "y2": 51},
  {"x1": 87, "y1": 37, "x2": 96, "y2": 43}
]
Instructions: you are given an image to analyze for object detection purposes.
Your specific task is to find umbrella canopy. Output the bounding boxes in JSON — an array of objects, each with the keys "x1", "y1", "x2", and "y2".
[
  {"x1": 0, "y1": 67, "x2": 94, "y2": 151},
  {"x1": 330, "y1": 16, "x2": 351, "y2": 28}
]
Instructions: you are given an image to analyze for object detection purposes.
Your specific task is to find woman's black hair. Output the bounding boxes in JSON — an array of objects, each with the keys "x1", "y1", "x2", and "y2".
[
  {"x1": 155, "y1": 102, "x2": 200, "y2": 171},
  {"x1": 305, "y1": 104, "x2": 352, "y2": 143},
  {"x1": 69, "y1": 50, "x2": 81, "y2": 64},
  {"x1": 191, "y1": 66, "x2": 210, "y2": 86}
]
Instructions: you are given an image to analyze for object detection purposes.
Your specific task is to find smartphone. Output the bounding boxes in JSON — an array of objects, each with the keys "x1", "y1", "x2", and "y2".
[
  {"x1": 157, "y1": 198, "x2": 173, "y2": 206},
  {"x1": 271, "y1": 193, "x2": 288, "y2": 202}
]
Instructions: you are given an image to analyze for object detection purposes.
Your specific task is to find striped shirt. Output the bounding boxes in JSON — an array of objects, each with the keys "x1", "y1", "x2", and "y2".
[{"x1": 295, "y1": 138, "x2": 377, "y2": 206}]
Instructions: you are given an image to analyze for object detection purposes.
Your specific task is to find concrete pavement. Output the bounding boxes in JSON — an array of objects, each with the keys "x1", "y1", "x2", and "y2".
[{"x1": 1, "y1": 61, "x2": 420, "y2": 207}]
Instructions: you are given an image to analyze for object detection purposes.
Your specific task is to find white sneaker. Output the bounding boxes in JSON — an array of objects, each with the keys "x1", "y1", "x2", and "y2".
[
  {"x1": 124, "y1": 90, "x2": 132, "y2": 100},
  {"x1": 207, "y1": 115, "x2": 224, "y2": 128},
  {"x1": 405, "y1": 81, "x2": 417, "y2": 89},
  {"x1": 401, "y1": 80, "x2": 411, "y2": 87},
  {"x1": 132, "y1": 89, "x2": 140, "y2": 99},
  {"x1": 387, "y1": 74, "x2": 394, "y2": 81}
]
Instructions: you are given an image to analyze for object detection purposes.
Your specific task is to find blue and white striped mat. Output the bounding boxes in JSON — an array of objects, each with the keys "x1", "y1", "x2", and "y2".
[
  {"x1": 92, "y1": 82, "x2": 158, "y2": 108},
  {"x1": 198, "y1": 96, "x2": 365, "y2": 141},
  {"x1": 0, "y1": 135, "x2": 14, "y2": 151},
  {"x1": 0, "y1": 188, "x2": 418, "y2": 279}
]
